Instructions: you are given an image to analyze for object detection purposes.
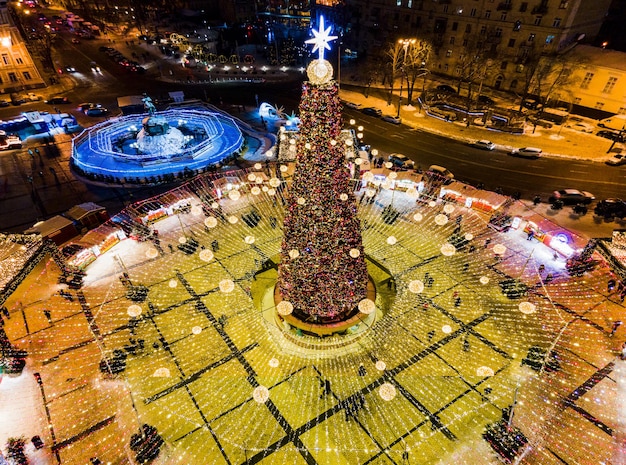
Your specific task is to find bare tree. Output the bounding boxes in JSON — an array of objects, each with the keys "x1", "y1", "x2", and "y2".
[
  {"x1": 401, "y1": 38, "x2": 432, "y2": 105},
  {"x1": 383, "y1": 41, "x2": 405, "y2": 105}
]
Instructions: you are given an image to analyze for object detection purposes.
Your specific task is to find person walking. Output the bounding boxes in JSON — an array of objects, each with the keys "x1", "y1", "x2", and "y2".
[
  {"x1": 43, "y1": 309, "x2": 52, "y2": 323},
  {"x1": 610, "y1": 320, "x2": 622, "y2": 337}
]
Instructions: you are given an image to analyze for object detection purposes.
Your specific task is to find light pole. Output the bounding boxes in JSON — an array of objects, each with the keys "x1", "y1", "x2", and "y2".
[{"x1": 397, "y1": 39, "x2": 415, "y2": 118}]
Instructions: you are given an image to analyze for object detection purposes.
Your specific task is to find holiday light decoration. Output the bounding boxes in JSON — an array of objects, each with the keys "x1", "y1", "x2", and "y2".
[{"x1": 277, "y1": 28, "x2": 368, "y2": 324}]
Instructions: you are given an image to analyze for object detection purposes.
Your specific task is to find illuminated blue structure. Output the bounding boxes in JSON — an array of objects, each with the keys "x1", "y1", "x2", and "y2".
[{"x1": 70, "y1": 109, "x2": 244, "y2": 185}]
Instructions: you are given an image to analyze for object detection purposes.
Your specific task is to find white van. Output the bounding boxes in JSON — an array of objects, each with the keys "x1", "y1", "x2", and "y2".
[
  {"x1": 598, "y1": 114, "x2": 626, "y2": 131},
  {"x1": 428, "y1": 165, "x2": 454, "y2": 179},
  {"x1": 388, "y1": 153, "x2": 415, "y2": 170}
]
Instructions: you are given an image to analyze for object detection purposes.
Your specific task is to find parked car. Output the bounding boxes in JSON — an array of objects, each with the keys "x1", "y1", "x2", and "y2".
[
  {"x1": 388, "y1": 153, "x2": 415, "y2": 170},
  {"x1": 85, "y1": 107, "x2": 108, "y2": 116},
  {"x1": 597, "y1": 130, "x2": 625, "y2": 142},
  {"x1": 381, "y1": 115, "x2": 401, "y2": 125},
  {"x1": 342, "y1": 101, "x2": 361, "y2": 110},
  {"x1": 0, "y1": 99, "x2": 9, "y2": 107},
  {"x1": 45, "y1": 96, "x2": 70, "y2": 104},
  {"x1": 428, "y1": 164, "x2": 454, "y2": 180},
  {"x1": 361, "y1": 107, "x2": 382, "y2": 117},
  {"x1": 0, "y1": 133, "x2": 22, "y2": 150},
  {"x1": 549, "y1": 189, "x2": 595, "y2": 205},
  {"x1": 565, "y1": 121, "x2": 594, "y2": 133},
  {"x1": 435, "y1": 84, "x2": 456, "y2": 94},
  {"x1": 477, "y1": 95, "x2": 495, "y2": 105},
  {"x1": 606, "y1": 153, "x2": 626, "y2": 166},
  {"x1": 522, "y1": 99, "x2": 541, "y2": 110},
  {"x1": 78, "y1": 102, "x2": 101, "y2": 111},
  {"x1": 471, "y1": 140, "x2": 496, "y2": 151},
  {"x1": 594, "y1": 198, "x2": 626, "y2": 218},
  {"x1": 509, "y1": 147, "x2": 542, "y2": 158}
]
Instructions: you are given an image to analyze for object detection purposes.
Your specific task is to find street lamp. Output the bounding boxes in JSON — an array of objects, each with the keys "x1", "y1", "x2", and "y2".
[{"x1": 397, "y1": 39, "x2": 415, "y2": 118}]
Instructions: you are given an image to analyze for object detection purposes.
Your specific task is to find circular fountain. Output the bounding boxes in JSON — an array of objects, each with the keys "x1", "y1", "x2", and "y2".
[{"x1": 70, "y1": 108, "x2": 245, "y2": 185}]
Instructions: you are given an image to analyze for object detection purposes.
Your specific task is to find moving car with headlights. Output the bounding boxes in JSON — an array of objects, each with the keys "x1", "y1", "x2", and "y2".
[
  {"x1": 85, "y1": 106, "x2": 108, "y2": 116},
  {"x1": 549, "y1": 189, "x2": 595, "y2": 205},
  {"x1": 471, "y1": 140, "x2": 496, "y2": 151}
]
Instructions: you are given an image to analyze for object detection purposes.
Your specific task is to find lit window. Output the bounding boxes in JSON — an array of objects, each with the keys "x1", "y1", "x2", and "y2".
[
  {"x1": 22, "y1": 71, "x2": 31, "y2": 80},
  {"x1": 534, "y1": 16, "x2": 542, "y2": 26},
  {"x1": 602, "y1": 77, "x2": 618, "y2": 94},
  {"x1": 500, "y1": 12, "x2": 507, "y2": 21},
  {"x1": 559, "y1": 1, "x2": 568, "y2": 8},
  {"x1": 485, "y1": 10, "x2": 491, "y2": 18},
  {"x1": 528, "y1": 33, "x2": 535, "y2": 42},
  {"x1": 553, "y1": 17, "x2": 561, "y2": 27},
  {"x1": 15, "y1": 57, "x2": 23, "y2": 65},
  {"x1": 8, "y1": 72, "x2": 17, "y2": 82},
  {"x1": 446, "y1": 49, "x2": 453, "y2": 57},
  {"x1": 2, "y1": 54, "x2": 9, "y2": 65},
  {"x1": 495, "y1": 28, "x2": 502, "y2": 37},
  {"x1": 513, "y1": 20, "x2": 522, "y2": 31},
  {"x1": 580, "y1": 72, "x2": 593, "y2": 89},
  {"x1": 470, "y1": 8, "x2": 477, "y2": 17}
]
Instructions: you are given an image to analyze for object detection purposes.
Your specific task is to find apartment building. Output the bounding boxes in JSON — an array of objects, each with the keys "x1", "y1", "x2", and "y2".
[
  {"x1": 345, "y1": 0, "x2": 613, "y2": 92},
  {"x1": 0, "y1": 0, "x2": 45, "y2": 94}
]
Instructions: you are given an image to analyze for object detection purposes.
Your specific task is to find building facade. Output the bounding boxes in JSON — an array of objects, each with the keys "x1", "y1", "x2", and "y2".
[
  {"x1": 344, "y1": 0, "x2": 613, "y2": 92},
  {"x1": 0, "y1": 0, "x2": 45, "y2": 94}
]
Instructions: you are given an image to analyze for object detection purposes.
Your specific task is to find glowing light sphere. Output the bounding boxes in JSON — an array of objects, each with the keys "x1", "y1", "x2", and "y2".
[
  {"x1": 247, "y1": 173, "x2": 257, "y2": 182},
  {"x1": 288, "y1": 249, "x2": 300, "y2": 259},
  {"x1": 406, "y1": 187, "x2": 418, "y2": 198},
  {"x1": 254, "y1": 163, "x2": 262, "y2": 170},
  {"x1": 476, "y1": 366, "x2": 495, "y2": 377},
  {"x1": 428, "y1": 201, "x2": 437, "y2": 207},
  {"x1": 304, "y1": 142, "x2": 311, "y2": 150},
  {"x1": 465, "y1": 233, "x2": 474, "y2": 241},
  {"x1": 480, "y1": 276, "x2": 490, "y2": 285},
  {"x1": 297, "y1": 197, "x2": 306, "y2": 205},
  {"x1": 340, "y1": 193, "x2": 348, "y2": 201},
  {"x1": 145, "y1": 247, "x2": 159, "y2": 259},
  {"x1": 381, "y1": 180, "x2": 393, "y2": 190},
  {"x1": 219, "y1": 279, "x2": 235, "y2": 293},
  {"x1": 255, "y1": 177, "x2": 263, "y2": 184},
  {"x1": 280, "y1": 165, "x2": 288, "y2": 173},
  {"x1": 413, "y1": 212, "x2": 423, "y2": 222},
  {"x1": 269, "y1": 358, "x2": 279, "y2": 367},
  {"x1": 211, "y1": 202, "x2": 219, "y2": 209},
  {"x1": 168, "y1": 279, "x2": 178, "y2": 288},
  {"x1": 228, "y1": 215, "x2": 238, "y2": 224},
  {"x1": 191, "y1": 205, "x2": 202, "y2": 216},
  {"x1": 519, "y1": 301, "x2": 537, "y2": 314},
  {"x1": 375, "y1": 361, "x2": 387, "y2": 371},
  {"x1": 365, "y1": 188, "x2": 377, "y2": 198},
  {"x1": 442, "y1": 325, "x2": 452, "y2": 334},
  {"x1": 262, "y1": 186, "x2": 269, "y2": 192},
  {"x1": 127, "y1": 305, "x2": 142, "y2": 317},
  {"x1": 268, "y1": 189, "x2": 276, "y2": 196},
  {"x1": 371, "y1": 149, "x2": 378, "y2": 156},
  {"x1": 493, "y1": 244, "x2": 507, "y2": 255},
  {"x1": 178, "y1": 236, "x2": 187, "y2": 244},
  {"x1": 388, "y1": 171, "x2": 398, "y2": 180},
  {"x1": 244, "y1": 235, "x2": 255, "y2": 244},
  {"x1": 443, "y1": 204, "x2": 455, "y2": 214},
  {"x1": 349, "y1": 248, "x2": 360, "y2": 258},
  {"x1": 408, "y1": 280, "x2": 424, "y2": 294},
  {"x1": 330, "y1": 139, "x2": 337, "y2": 146},
  {"x1": 358, "y1": 298, "x2": 376, "y2": 314},
  {"x1": 363, "y1": 172, "x2": 374, "y2": 182},
  {"x1": 277, "y1": 300, "x2": 294, "y2": 316},
  {"x1": 228, "y1": 189, "x2": 241, "y2": 201},
  {"x1": 153, "y1": 367, "x2": 171, "y2": 378},
  {"x1": 384, "y1": 162, "x2": 393, "y2": 169},
  {"x1": 354, "y1": 158, "x2": 362, "y2": 165},
  {"x1": 379, "y1": 383, "x2": 397, "y2": 401},
  {"x1": 253, "y1": 386, "x2": 270, "y2": 404},
  {"x1": 345, "y1": 139, "x2": 353, "y2": 146},
  {"x1": 441, "y1": 243, "x2": 456, "y2": 256},
  {"x1": 192, "y1": 326, "x2": 202, "y2": 335},
  {"x1": 199, "y1": 249, "x2": 214, "y2": 262},
  {"x1": 251, "y1": 186, "x2": 261, "y2": 195},
  {"x1": 387, "y1": 236, "x2": 398, "y2": 245},
  {"x1": 435, "y1": 214, "x2": 449, "y2": 226},
  {"x1": 204, "y1": 217, "x2": 218, "y2": 228}
]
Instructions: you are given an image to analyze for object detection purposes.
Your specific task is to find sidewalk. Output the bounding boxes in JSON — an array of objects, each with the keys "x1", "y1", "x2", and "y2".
[{"x1": 338, "y1": 83, "x2": 623, "y2": 163}]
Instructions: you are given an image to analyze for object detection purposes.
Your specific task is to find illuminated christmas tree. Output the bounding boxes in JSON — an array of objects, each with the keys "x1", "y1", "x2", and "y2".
[{"x1": 277, "y1": 17, "x2": 369, "y2": 325}]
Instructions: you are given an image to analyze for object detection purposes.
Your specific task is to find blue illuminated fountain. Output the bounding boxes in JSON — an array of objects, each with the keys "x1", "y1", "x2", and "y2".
[{"x1": 70, "y1": 101, "x2": 245, "y2": 185}]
